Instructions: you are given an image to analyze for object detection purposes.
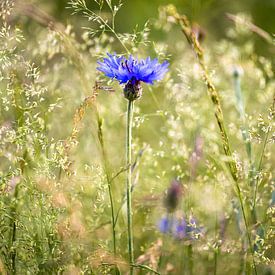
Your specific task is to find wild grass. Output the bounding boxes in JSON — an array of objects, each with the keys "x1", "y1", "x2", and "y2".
[{"x1": 0, "y1": 0, "x2": 274, "y2": 274}]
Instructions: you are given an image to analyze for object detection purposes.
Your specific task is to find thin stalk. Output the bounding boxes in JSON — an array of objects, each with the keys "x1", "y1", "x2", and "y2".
[
  {"x1": 131, "y1": 264, "x2": 161, "y2": 275},
  {"x1": 252, "y1": 97, "x2": 275, "y2": 211},
  {"x1": 169, "y1": 8, "x2": 258, "y2": 274},
  {"x1": 174, "y1": 12, "x2": 238, "y2": 180},
  {"x1": 233, "y1": 71, "x2": 252, "y2": 160},
  {"x1": 179, "y1": 241, "x2": 185, "y2": 273},
  {"x1": 214, "y1": 186, "x2": 219, "y2": 275},
  {"x1": 238, "y1": 238, "x2": 246, "y2": 275},
  {"x1": 10, "y1": 183, "x2": 19, "y2": 275},
  {"x1": 233, "y1": 71, "x2": 257, "y2": 224},
  {"x1": 126, "y1": 100, "x2": 134, "y2": 274},
  {"x1": 74, "y1": 2, "x2": 130, "y2": 54},
  {"x1": 102, "y1": 263, "x2": 160, "y2": 275},
  {"x1": 214, "y1": 248, "x2": 218, "y2": 275},
  {"x1": 10, "y1": 149, "x2": 27, "y2": 274},
  {"x1": 235, "y1": 182, "x2": 257, "y2": 274},
  {"x1": 187, "y1": 243, "x2": 193, "y2": 275},
  {"x1": 96, "y1": 110, "x2": 117, "y2": 257}
]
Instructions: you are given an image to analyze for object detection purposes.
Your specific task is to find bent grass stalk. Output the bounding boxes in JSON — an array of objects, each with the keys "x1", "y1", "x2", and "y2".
[
  {"x1": 69, "y1": 0, "x2": 130, "y2": 54},
  {"x1": 65, "y1": 83, "x2": 118, "y2": 265},
  {"x1": 252, "y1": 97, "x2": 275, "y2": 212},
  {"x1": 126, "y1": 100, "x2": 134, "y2": 274},
  {"x1": 96, "y1": 110, "x2": 117, "y2": 257},
  {"x1": 10, "y1": 184, "x2": 19, "y2": 275},
  {"x1": 168, "y1": 6, "x2": 258, "y2": 274},
  {"x1": 10, "y1": 151, "x2": 27, "y2": 274},
  {"x1": 53, "y1": 19, "x2": 120, "y2": 260},
  {"x1": 233, "y1": 70, "x2": 258, "y2": 224}
]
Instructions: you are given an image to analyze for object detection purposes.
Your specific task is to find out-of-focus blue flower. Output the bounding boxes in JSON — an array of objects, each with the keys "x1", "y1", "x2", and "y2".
[
  {"x1": 174, "y1": 218, "x2": 187, "y2": 239},
  {"x1": 97, "y1": 53, "x2": 169, "y2": 85},
  {"x1": 174, "y1": 216, "x2": 203, "y2": 240},
  {"x1": 158, "y1": 216, "x2": 172, "y2": 233},
  {"x1": 185, "y1": 216, "x2": 203, "y2": 240},
  {"x1": 158, "y1": 214, "x2": 203, "y2": 241}
]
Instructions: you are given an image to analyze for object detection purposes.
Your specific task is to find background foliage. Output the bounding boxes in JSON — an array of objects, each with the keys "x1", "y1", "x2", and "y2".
[{"x1": 0, "y1": 0, "x2": 274, "y2": 274}]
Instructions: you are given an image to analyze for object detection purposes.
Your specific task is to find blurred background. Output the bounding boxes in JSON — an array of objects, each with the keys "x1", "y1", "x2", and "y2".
[
  {"x1": 12, "y1": 0, "x2": 275, "y2": 58},
  {"x1": 1, "y1": 0, "x2": 274, "y2": 274},
  {"x1": 19, "y1": 0, "x2": 275, "y2": 32}
]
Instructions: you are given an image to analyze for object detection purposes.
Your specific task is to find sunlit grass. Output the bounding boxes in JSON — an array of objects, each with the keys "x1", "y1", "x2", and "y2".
[{"x1": 0, "y1": 0, "x2": 274, "y2": 274}]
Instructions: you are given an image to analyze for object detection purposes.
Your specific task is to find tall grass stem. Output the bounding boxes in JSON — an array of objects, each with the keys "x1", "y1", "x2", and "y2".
[
  {"x1": 96, "y1": 110, "x2": 117, "y2": 258},
  {"x1": 169, "y1": 8, "x2": 258, "y2": 274}
]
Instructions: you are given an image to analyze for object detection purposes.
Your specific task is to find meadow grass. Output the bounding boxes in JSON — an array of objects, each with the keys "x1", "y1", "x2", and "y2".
[{"x1": 0, "y1": 0, "x2": 274, "y2": 274}]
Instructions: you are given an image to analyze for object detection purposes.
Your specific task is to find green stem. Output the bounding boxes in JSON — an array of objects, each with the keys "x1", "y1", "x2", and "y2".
[
  {"x1": 126, "y1": 100, "x2": 134, "y2": 274},
  {"x1": 252, "y1": 97, "x2": 275, "y2": 212},
  {"x1": 96, "y1": 111, "x2": 117, "y2": 258},
  {"x1": 10, "y1": 184, "x2": 19, "y2": 275},
  {"x1": 214, "y1": 186, "x2": 219, "y2": 275},
  {"x1": 233, "y1": 71, "x2": 257, "y2": 224},
  {"x1": 131, "y1": 264, "x2": 161, "y2": 275},
  {"x1": 235, "y1": 183, "x2": 257, "y2": 274},
  {"x1": 170, "y1": 10, "x2": 258, "y2": 274},
  {"x1": 233, "y1": 72, "x2": 252, "y2": 160},
  {"x1": 238, "y1": 236, "x2": 246, "y2": 275},
  {"x1": 214, "y1": 249, "x2": 218, "y2": 275},
  {"x1": 78, "y1": 3, "x2": 130, "y2": 54},
  {"x1": 187, "y1": 244, "x2": 193, "y2": 275}
]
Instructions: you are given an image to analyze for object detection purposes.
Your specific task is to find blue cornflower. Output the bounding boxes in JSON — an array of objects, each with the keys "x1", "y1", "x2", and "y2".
[
  {"x1": 185, "y1": 216, "x2": 203, "y2": 240},
  {"x1": 97, "y1": 53, "x2": 169, "y2": 84},
  {"x1": 158, "y1": 215, "x2": 203, "y2": 241},
  {"x1": 174, "y1": 218, "x2": 187, "y2": 239},
  {"x1": 97, "y1": 53, "x2": 169, "y2": 100},
  {"x1": 174, "y1": 216, "x2": 203, "y2": 240},
  {"x1": 158, "y1": 216, "x2": 173, "y2": 233}
]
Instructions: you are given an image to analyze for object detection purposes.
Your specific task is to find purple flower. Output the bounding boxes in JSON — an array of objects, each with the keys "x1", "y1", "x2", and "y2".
[
  {"x1": 173, "y1": 217, "x2": 202, "y2": 240},
  {"x1": 174, "y1": 218, "x2": 187, "y2": 239},
  {"x1": 97, "y1": 53, "x2": 169, "y2": 85},
  {"x1": 158, "y1": 216, "x2": 172, "y2": 233},
  {"x1": 186, "y1": 216, "x2": 203, "y2": 239},
  {"x1": 97, "y1": 53, "x2": 169, "y2": 100},
  {"x1": 158, "y1": 214, "x2": 203, "y2": 241}
]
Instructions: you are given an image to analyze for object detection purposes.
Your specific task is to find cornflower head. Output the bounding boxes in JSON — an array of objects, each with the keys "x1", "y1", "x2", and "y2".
[
  {"x1": 158, "y1": 214, "x2": 203, "y2": 241},
  {"x1": 174, "y1": 217, "x2": 187, "y2": 239},
  {"x1": 158, "y1": 216, "x2": 174, "y2": 234},
  {"x1": 185, "y1": 216, "x2": 204, "y2": 240},
  {"x1": 97, "y1": 53, "x2": 169, "y2": 101},
  {"x1": 174, "y1": 216, "x2": 203, "y2": 240}
]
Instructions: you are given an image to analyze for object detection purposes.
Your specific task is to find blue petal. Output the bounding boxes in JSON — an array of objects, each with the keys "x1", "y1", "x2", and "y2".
[
  {"x1": 97, "y1": 53, "x2": 169, "y2": 85},
  {"x1": 158, "y1": 217, "x2": 170, "y2": 233}
]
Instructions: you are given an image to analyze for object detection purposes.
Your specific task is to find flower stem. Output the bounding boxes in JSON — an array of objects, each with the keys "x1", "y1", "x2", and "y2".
[
  {"x1": 187, "y1": 243, "x2": 193, "y2": 275},
  {"x1": 10, "y1": 188, "x2": 18, "y2": 274},
  {"x1": 233, "y1": 71, "x2": 258, "y2": 224},
  {"x1": 126, "y1": 99, "x2": 134, "y2": 274},
  {"x1": 252, "y1": 97, "x2": 275, "y2": 215}
]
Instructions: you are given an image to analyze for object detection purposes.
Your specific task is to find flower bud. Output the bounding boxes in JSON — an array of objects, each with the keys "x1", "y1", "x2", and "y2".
[
  {"x1": 123, "y1": 80, "x2": 143, "y2": 101},
  {"x1": 164, "y1": 179, "x2": 182, "y2": 212}
]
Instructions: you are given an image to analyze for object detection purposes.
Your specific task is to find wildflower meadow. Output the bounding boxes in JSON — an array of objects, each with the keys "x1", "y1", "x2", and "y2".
[{"x1": 0, "y1": 0, "x2": 274, "y2": 274}]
